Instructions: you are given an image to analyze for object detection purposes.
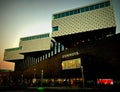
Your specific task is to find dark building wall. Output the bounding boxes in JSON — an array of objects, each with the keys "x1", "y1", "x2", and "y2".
[
  {"x1": 23, "y1": 52, "x2": 63, "y2": 78},
  {"x1": 76, "y1": 33, "x2": 120, "y2": 80},
  {"x1": 23, "y1": 33, "x2": 120, "y2": 80}
]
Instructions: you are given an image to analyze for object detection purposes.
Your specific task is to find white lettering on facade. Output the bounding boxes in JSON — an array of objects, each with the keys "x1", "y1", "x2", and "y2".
[{"x1": 62, "y1": 52, "x2": 79, "y2": 58}]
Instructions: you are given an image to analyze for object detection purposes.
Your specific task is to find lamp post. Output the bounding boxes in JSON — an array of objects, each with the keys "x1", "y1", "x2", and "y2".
[
  {"x1": 81, "y1": 66, "x2": 85, "y2": 88},
  {"x1": 41, "y1": 69, "x2": 43, "y2": 86},
  {"x1": 34, "y1": 68, "x2": 36, "y2": 78},
  {"x1": 32, "y1": 68, "x2": 36, "y2": 84},
  {"x1": 21, "y1": 74, "x2": 23, "y2": 84}
]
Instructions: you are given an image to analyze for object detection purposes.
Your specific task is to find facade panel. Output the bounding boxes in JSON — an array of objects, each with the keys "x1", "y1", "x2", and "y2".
[
  {"x1": 4, "y1": 47, "x2": 24, "y2": 61},
  {"x1": 19, "y1": 37, "x2": 51, "y2": 53},
  {"x1": 52, "y1": 5, "x2": 116, "y2": 37}
]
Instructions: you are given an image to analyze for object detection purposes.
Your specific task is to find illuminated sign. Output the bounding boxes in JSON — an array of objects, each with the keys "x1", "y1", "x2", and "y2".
[
  {"x1": 62, "y1": 58, "x2": 81, "y2": 70},
  {"x1": 62, "y1": 52, "x2": 79, "y2": 59},
  {"x1": 97, "y1": 79, "x2": 114, "y2": 85}
]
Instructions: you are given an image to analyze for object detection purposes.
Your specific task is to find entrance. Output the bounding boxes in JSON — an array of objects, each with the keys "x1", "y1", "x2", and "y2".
[{"x1": 69, "y1": 78, "x2": 83, "y2": 87}]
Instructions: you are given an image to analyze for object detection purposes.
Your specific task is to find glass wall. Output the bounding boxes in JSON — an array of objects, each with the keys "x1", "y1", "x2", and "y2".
[
  {"x1": 20, "y1": 33, "x2": 49, "y2": 41},
  {"x1": 53, "y1": 1, "x2": 110, "y2": 19}
]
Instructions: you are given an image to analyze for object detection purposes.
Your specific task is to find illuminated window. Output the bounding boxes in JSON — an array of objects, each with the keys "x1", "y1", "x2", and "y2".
[
  {"x1": 51, "y1": 51, "x2": 53, "y2": 56},
  {"x1": 62, "y1": 58, "x2": 81, "y2": 70},
  {"x1": 61, "y1": 45, "x2": 65, "y2": 51},
  {"x1": 43, "y1": 55, "x2": 44, "y2": 60},
  {"x1": 45, "y1": 54, "x2": 47, "y2": 59},
  {"x1": 58, "y1": 43, "x2": 61, "y2": 53},
  {"x1": 54, "y1": 46, "x2": 57, "y2": 54}
]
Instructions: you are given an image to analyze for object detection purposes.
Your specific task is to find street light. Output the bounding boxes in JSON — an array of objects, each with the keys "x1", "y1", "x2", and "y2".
[
  {"x1": 21, "y1": 74, "x2": 23, "y2": 84},
  {"x1": 32, "y1": 68, "x2": 36, "y2": 84},
  {"x1": 34, "y1": 68, "x2": 36, "y2": 78},
  {"x1": 81, "y1": 66, "x2": 85, "y2": 88},
  {"x1": 41, "y1": 69, "x2": 43, "y2": 86}
]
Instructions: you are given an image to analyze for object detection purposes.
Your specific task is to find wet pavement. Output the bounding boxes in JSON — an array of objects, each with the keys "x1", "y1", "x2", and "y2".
[{"x1": 0, "y1": 86, "x2": 120, "y2": 92}]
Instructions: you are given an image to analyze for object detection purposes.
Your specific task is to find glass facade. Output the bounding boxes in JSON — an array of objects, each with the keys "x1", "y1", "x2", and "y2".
[
  {"x1": 53, "y1": 1, "x2": 110, "y2": 19},
  {"x1": 5, "y1": 46, "x2": 22, "y2": 52},
  {"x1": 20, "y1": 33, "x2": 49, "y2": 41}
]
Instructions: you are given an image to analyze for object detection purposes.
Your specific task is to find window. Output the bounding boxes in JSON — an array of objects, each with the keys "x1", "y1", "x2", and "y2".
[
  {"x1": 58, "y1": 43, "x2": 61, "y2": 52},
  {"x1": 78, "y1": 9, "x2": 80, "y2": 13},
  {"x1": 61, "y1": 13, "x2": 65, "y2": 17},
  {"x1": 52, "y1": 26, "x2": 59, "y2": 32},
  {"x1": 95, "y1": 4, "x2": 99, "y2": 9},
  {"x1": 74, "y1": 9, "x2": 78, "y2": 14},
  {"x1": 100, "y1": 3, "x2": 104, "y2": 8},
  {"x1": 43, "y1": 55, "x2": 44, "y2": 60},
  {"x1": 53, "y1": 1, "x2": 110, "y2": 19},
  {"x1": 54, "y1": 46, "x2": 57, "y2": 54},
  {"x1": 62, "y1": 58, "x2": 81, "y2": 70},
  {"x1": 66, "y1": 12, "x2": 69, "y2": 16},
  {"x1": 57, "y1": 14, "x2": 61, "y2": 18},
  {"x1": 54, "y1": 15, "x2": 58, "y2": 19},
  {"x1": 105, "y1": 1, "x2": 110, "y2": 7},
  {"x1": 61, "y1": 45, "x2": 65, "y2": 51},
  {"x1": 59, "y1": 13, "x2": 62, "y2": 18},
  {"x1": 80, "y1": 8, "x2": 85, "y2": 12},
  {"x1": 51, "y1": 51, "x2": 53, "y2": 56},
  {"x1": 85, "y1": 7, "x2": 89, "y2": 11},
  {"x1": 41, "y1": 57, "x2": 42, "y2": 61},
  {"x1": 48, "y1": 52, "x2": 50, "y2": 58},
  {"x1": 70, "y1": 10, "x2": 74, "y2": 15},
  {"x1": 45, "y1": 54, "x2": 47, "y2": 59},
  {"x1": 89, "y1": 5, "x2": 94, "y2": 10}
]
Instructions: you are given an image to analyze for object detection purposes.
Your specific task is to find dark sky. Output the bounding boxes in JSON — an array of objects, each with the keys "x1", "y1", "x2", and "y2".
[{"x1": 0, "y1": 0, "x2": 120, "y2": 70}]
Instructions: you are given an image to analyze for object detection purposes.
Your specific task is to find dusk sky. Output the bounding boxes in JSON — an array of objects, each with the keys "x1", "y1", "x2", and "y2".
[{"x1": 0, "y1": 0, "x2": 120, "y2": 71}]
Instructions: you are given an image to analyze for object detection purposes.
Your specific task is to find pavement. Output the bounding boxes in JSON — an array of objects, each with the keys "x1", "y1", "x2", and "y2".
[
  {"x1": 27, "y1": 86, "x2": 118, "y2": 91},
  {"x1": 1, "y1": 86, "x2": 120, "y2": 91}
]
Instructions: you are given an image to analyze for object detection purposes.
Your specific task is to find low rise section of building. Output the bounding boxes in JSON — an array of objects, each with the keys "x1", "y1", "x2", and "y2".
[{"x1": 21, "y1": 33, "x2": 120, "y2": 86}]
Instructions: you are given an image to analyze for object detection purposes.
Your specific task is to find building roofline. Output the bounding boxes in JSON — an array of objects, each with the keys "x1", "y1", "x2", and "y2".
[
  {"x1": 20, "y1": 33, "x2": 50, "y2": 41},
  {"x1": 52, "y1": 0, "x2": 111, "y2": 16}
]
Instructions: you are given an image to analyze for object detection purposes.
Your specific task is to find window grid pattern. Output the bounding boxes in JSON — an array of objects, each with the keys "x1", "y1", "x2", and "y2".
[
  {"x1": 53, "y1": 1, "x2": 110, "y2": 19},
  {"x1": 5, "y1": 46, "x2": 22, "y2": 52},
  {"x1": 52, "y1": 6, "x2": 116, "y2": 37},
  {"x1": 20, "y1": 33, "x2": 49, "y2": 41}
]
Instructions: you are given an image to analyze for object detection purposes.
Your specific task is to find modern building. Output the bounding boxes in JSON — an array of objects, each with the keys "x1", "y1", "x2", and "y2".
[{"x1": 4, "y1": 0, "x2": 119, "y2": 87}]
